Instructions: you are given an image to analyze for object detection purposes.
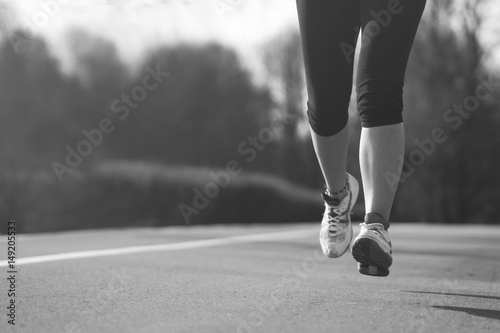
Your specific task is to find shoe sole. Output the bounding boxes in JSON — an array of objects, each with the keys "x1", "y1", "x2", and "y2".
[{"x1": 352, "y1": 238, "x2": 392, "y2": 277}]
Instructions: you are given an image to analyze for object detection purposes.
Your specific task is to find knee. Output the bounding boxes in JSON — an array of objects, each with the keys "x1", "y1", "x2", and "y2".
[
  {"x1": 357, "y1": 79, "x2": 404, "y2": 128},
  {"x1": 307, "y1": 95, "x2": 350, "y2": 137}
]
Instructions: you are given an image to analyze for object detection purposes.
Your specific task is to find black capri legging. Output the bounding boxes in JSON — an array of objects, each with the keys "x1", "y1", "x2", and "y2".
[{"x1": 296, "y1": 0, "x2": 426, "y2": 136}]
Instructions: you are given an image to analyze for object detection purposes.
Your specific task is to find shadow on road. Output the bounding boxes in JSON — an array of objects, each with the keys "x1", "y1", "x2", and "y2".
[
  {"x1": 432, "y1": 306, "x2": 500, "y2": 320},
  {"x1": 403, "y1": 290, "x2": 500, "y2": 300},
  {"x1": 396, "y1": 249, "x2": 499, "y2": 260}
]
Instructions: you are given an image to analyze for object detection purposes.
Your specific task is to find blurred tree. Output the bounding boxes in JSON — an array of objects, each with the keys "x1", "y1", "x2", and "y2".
[
  {"x1": 61, "y1": 29, "x2": 130, "y2": 166},
  {"x1": 394, "y1": 0, "x2": 500, "y2": 223},
  {"x1": 261, "y1": 29, "x2": 305, "y2": 139},
  {"x1": 0, "y1": 34, "x2": 73, "y2": 169},
  {"x1": 66, "y1": 29, "x2": 129, "y2": 92},
  {"x1": 105, "y1": 42, "x2": 273, "y2": 169},
  {"x1": 0, "y1": 27, "x2": 129, "y2": 172},
  {"x1": 260, "y1": 29, "x2": 323, "y2": 187}
]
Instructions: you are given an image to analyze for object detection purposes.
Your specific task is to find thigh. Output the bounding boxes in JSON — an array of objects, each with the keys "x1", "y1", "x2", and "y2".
[
  {"x1": 296, "y1": 0, "x2": 361, "y2": 110},
  {"x1": 357, "y1": 0, "x2": 427, "y2": 93}
]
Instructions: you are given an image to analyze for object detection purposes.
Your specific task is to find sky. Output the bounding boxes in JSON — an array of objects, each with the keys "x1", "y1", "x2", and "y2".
[
  {"x1": 2, "y1": 0, "x2": 499, "y2": 81},
  {"x1": 3, "y1": 0, "x2": 300, "y2": 83}
]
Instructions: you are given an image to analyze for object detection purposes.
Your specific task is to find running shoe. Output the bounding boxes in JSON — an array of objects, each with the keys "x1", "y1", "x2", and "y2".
[
  {"x1": 351, "y1": 213, "x2": 392, "y2": 277},
  {"x1": 319, "y1": 173, "x2": 359, "y2": 258}
]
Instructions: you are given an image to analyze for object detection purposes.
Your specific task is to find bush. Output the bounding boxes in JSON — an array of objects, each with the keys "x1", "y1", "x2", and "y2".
[{"x1": 0, "y1": 161, "x2": 336, "y2": 234}]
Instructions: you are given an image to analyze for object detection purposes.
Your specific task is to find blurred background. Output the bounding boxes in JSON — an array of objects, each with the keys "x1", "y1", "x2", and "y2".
[{"x1": 0, "y1": 0, "x2": 499, "y2": 233}]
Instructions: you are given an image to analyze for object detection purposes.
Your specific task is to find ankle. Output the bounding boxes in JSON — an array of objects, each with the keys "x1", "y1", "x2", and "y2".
[
  {"x1": 365, "y1": 212, "x2": 390, "y2": 230},
  {"x1": 325, "y1": 176, "x2": 349, "y2": 201}
]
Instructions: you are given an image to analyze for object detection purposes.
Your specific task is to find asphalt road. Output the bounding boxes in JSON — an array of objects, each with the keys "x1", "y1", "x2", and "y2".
[{"x1": 1, "y1": 223, "x2": 500, "y2": 333}]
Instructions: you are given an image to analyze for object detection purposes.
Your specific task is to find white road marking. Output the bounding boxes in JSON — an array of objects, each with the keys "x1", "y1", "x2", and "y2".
[
  {"x1": 0, "y1": 232, "x2": 97, "y2": 243},
  {"x1": 0, "y1": 228, "x2": 316, "y2": 267}
]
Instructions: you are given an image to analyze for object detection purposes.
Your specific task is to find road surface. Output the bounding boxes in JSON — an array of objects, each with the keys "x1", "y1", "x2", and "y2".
[{"x1": 1, "y1": 223, "x2": 499, "y2": 333}]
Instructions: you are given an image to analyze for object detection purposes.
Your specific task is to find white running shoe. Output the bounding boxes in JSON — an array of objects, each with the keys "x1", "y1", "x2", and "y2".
[
  {"x1": 351, "y1": 213, "x2": 392, "y2": 277},
  {"x1": 319, "y1": 173, "x2": 359, "y2": 258}
]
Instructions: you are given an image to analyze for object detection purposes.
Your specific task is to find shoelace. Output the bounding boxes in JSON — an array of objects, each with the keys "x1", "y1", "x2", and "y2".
[{"x1": 325, "y1": 206, "x2": 351, "y2": 235}]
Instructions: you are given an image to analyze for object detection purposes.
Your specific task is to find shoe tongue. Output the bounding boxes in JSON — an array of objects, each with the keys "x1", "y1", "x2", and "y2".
[{"x1": 322, "y1": 192, "x2": 340, "y2": 206}]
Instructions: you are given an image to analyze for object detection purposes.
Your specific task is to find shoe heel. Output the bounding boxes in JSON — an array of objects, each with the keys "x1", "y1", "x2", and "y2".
[
  {"x1": 352, "y1": 238, "x2": 392, "y2": 269},
  {"x1": 359, "y1": 264, "x2": 390, "y2": 277}
]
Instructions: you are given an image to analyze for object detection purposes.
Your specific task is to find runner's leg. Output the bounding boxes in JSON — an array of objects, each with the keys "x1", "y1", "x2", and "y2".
[
  {"x1": 296, "y1": 0, "x2": 361, "y2": 195},
  {"x1": 357, "y1": 0, "x2": 427, "y2": 219}
]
